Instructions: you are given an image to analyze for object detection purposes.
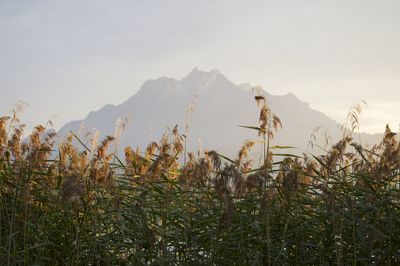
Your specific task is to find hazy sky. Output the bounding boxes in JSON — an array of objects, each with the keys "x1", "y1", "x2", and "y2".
[{"x1": 1, "y1": 0, "x2": 399, "y2": 134}]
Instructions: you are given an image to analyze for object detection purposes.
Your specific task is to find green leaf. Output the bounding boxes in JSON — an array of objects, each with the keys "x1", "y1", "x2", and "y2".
[
  {"x1": 238, "y1": 125, "x2": 261, "y2": 131},
  {"x1": 216, "y1": 152, "x2": 238, "y2": 165}
]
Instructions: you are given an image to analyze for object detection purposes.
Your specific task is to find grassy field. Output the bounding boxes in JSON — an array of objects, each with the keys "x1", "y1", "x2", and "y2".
[{"x1": 0, "y1": 97, "x2": 399, "y2": 265}]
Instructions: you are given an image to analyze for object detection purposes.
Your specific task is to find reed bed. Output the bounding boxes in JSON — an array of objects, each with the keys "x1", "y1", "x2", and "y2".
[{"x1": 0, "y1": 97, "x2": 399, "y2": 265}]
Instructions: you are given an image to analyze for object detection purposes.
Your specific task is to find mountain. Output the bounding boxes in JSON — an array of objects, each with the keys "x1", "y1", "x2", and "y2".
[{"x1": 58, "y1": 68, "x2": 382, "y2": 158}]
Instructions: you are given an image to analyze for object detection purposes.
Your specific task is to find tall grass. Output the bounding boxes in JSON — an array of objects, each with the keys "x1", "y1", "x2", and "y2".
[{"x1": 0, "y1": 97, "x2": 399, "y2": 265}]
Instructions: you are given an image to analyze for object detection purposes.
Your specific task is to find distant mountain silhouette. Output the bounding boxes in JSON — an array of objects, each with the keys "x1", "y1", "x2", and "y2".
[{"x1": 58, "y1": 68, "x2": 382, "y2": 158}]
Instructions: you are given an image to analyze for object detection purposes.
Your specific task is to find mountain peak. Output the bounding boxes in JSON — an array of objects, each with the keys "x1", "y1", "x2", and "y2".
[
  {"x1": 57, "y1": 68, "x2": 382, "y2": 158},
  {"x1": 184, "y1": 67, "x2": 224, "y2": 82},
  {"x1": 189, "y1": 66, "x2": 200, "y2": 74},
  {"x1": 188, "y1": 67, "x2": 221, "y2": 75}
]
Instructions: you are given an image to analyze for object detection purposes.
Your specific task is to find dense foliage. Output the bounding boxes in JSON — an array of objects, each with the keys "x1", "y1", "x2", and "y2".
[{"x1": 0, "y1": 98, "x2": 400, "y2": 265}]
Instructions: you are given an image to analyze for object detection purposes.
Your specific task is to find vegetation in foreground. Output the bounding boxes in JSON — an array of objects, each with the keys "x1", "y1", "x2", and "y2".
[{"x1": 0, "y1": 96, "x2": 400, "y2": 265}]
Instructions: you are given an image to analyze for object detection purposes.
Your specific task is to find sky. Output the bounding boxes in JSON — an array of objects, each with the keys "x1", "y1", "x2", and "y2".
[{"x1": 0, "y1": 0, "x2": 399, "y2": 134}]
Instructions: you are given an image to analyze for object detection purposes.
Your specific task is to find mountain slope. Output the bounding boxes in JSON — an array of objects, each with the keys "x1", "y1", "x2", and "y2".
[{"x1": 58, "y1": 68, "x2": 381, "y2": 157}]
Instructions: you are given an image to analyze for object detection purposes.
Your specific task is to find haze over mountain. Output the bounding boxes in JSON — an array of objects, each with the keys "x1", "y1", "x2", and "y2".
[{"x1": 58, "y1": 68, "x2": 382, "y2": 158}]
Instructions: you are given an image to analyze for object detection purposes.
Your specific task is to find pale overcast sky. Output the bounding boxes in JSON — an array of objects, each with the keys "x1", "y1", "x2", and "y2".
[{"x1": 1, "y1": 0, "x2": 399, "y2": 133}]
